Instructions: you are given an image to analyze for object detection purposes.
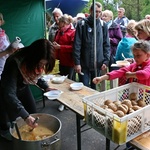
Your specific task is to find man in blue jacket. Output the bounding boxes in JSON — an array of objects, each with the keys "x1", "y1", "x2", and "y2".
[
  {"x1": 114, "y1": 7, "x2": 129, "y2": 37},
  {"x1": 73, "y1": 2, "x2": 110, "y2": 90}
]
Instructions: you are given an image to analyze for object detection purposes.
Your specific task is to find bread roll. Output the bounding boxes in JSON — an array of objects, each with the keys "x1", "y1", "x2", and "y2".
[
  {"x1": 100, "y1": 105, "x2": 108, "y2": 109},
  {"x1": 108, "y1": 103, "x2": 117, "y2": 112},
  {"x1": 105, "y1": 108, "x2": 114, "y2": 113},
  {"x1": 122, "y1": 99, "x2": 132, "y2": 109},
  {"x1": 122, "y1": 104, "x2": 129, "y2": 113},
  {"x1": 137, "y1": 99, "x2": 146, "y2": 107},
  {"x1": 131, "y1": 100, "x2": 138, "y2": 106},
  {"x1": 129, "y1": 93, "x2": 137, "y2": 100},
  {"x1": 132, "y1": 105, "x2": 141, "y2": 111},
  {"x1": 118, "y1": 104, "x2": 128, "y2": 114},
  {"x1": 104, "y1": 99, "x2": 112, "y2": 106},
  {"x1": 114, "y1": 110, "x2": 125, "y2": 117},
  {"x1": 113, "y1": 100, "x2": 121, "y2": 107},
  {"x1": 128, "y1": 108, "x2": 135, "y2": 114}
]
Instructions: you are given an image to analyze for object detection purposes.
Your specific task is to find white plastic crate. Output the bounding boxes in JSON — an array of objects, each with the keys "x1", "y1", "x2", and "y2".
[{"x1": 82, "y1": 82, "x2": 150, "y2": 145}]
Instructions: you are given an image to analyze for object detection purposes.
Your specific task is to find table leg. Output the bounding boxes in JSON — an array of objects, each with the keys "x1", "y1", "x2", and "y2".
[
  {"x1": 106, "y1": 138, "x2": 110, "y2": 150},
  {"x1": 76, "y1": 114, "x2": 81, "y2": 150}
]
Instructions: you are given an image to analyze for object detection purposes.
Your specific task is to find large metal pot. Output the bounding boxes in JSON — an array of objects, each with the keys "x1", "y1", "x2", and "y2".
[{"x1": 10, "y1": 113, "x2": 62, "y2": 150}]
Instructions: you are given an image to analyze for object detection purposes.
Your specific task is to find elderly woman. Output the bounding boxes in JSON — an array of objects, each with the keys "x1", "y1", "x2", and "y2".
[
  {"x1": 53, "y1": 14, "x2": 75, "y2": 111},
  {"x1": 49, "y1": 8, "x2": 63, "y2": 42},
  {"x1": 0, "y1": 39, "x2": 56, "y2": 140},
  {"x1": 102, "y1": 10, "x2": 123, "y2": 71}
]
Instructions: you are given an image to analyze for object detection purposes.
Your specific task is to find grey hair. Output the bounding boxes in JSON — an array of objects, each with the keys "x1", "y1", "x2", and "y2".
[
  {"x1": 118, "y1": 7, "x2": 125, "y2": 13},
  {"x1": 131, "y1": 40, "x2": 150, "y2": 53},
  {"x1": 52, "y1": 8, "x2": 63, "y2": 16}
]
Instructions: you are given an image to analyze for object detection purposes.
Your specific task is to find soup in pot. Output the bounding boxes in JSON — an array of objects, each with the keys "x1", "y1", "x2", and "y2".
[{"x1": 13, "y1": 124, "x2": 54, "y2": 141}]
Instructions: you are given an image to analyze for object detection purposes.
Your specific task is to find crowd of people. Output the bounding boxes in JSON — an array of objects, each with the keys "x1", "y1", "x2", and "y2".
[
  {"x1": 0, "y1": 2, "x2": 150, "y2": 146},
  {"x1": 48, "y1": 2, "x2": 150, "y2": 109}
]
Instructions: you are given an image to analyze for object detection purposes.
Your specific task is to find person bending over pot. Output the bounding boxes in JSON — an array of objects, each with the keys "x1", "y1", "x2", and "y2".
[{"x1": 0, "y1": 39, "x2": 56, "y2": 141}]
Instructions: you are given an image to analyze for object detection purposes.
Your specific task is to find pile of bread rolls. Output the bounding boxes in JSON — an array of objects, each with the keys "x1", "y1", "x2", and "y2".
[{"x1": 99, "y1": 93, "x2": 146, "y2": 117}]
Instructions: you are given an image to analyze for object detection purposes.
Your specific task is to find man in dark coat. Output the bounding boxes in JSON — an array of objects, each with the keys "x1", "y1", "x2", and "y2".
[{"x1": 73, "y1": 2, "x2": 110, "y2": 89}]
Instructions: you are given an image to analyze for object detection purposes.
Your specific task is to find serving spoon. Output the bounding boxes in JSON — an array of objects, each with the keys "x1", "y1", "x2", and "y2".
[
  {"x1": 29, "y1": 117, "x2": 39, "y2": 132},
  {"x1": 122, "y1": 53, "x2": 126, "y2": 60}
]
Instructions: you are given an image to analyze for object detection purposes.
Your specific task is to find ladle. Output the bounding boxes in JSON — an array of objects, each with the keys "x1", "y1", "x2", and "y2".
[
  {"x1": 14, "y1": 122, "x2": 22, "y2": 140},
  {"x1": 29, "y1": 117, "x2": 39, "y2": 132}
]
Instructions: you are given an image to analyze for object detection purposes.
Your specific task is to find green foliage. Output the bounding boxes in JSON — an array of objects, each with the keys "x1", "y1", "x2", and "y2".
[
  {"x1": 82, "y1": 0, "x2": 104, "y2": 14},
  {"x1": 82, "y1": 0, "x2": 150, "y2": 21}
]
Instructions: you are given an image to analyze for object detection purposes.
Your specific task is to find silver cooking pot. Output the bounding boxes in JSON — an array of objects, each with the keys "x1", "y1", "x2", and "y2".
[{"x1": 10, "y1": 113, "x2": 62, "y2": 150}]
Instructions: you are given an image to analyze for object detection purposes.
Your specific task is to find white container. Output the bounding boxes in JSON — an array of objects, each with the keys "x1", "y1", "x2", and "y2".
[
  {"x1": 70, "y1": 82, "x2": 83, "y2": 90},
  {"x1": 42, "y1": 74, "x2": 55, "y2": 82},
  {"x1": 51, "y1": 75, "x2": 67, "y2": 84},
  {"x1": 82, "y1": 82, "x2": 150, "y2": 145},
  {"x1": 11, "y1": 36, "x2": 21, "y2": 48},
  {"x1": 44, "y1": 90, "x2": 63, "y2": 100},
  {"x1": 116, "y1": 60, "x2": 130, "y2": 66}
]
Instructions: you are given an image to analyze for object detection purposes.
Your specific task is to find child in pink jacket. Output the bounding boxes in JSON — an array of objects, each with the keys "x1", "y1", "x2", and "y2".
[{"x1": 93, "y1": 40, "x2": 150, "y2": 86}]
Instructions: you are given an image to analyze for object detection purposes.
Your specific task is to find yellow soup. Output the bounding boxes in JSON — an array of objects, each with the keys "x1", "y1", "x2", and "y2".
[{"x1": 13, "y1": 124, "x2": 54, "y2": 141}]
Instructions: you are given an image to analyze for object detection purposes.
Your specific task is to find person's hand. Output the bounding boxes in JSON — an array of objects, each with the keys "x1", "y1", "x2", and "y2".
[
  {"x1": 125, "y1": 71, "x2": 136, "y2": 79},
  {"x1": 6, "y1": 45, "x2": 18, "y2": 55},
  {"x1": 101, "y1": 64, "x2": 107, "y2": 70},
  {"x1": 24, "y1": 115, "x2": 38, "y2": 128},
  {"x1": 74, "y1": 65, "x2": 82, "y2": 74},
  {"x1": 52, "y1": 42, "x2": 60, "y2": 50},
  {"x1": 45, "y1": 87, "x2": 57, "y2": 92},
  {"x1": 93, "y1": 75, "x2": 109, "y2": 84},
  {"x1": 125, "y1": 58, "x2": 134, "y2": 64},
  {"x1": 93, "y1": 77, "x2": 103, "y2": 84}
]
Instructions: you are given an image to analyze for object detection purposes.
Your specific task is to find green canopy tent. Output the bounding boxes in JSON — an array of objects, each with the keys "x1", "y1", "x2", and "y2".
[{"x1": 0, "y1": 0, "x2": 46, "y2": 46}]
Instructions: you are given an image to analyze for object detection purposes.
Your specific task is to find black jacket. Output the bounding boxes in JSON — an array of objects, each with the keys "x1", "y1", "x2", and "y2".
[
  {"x1": 1, "y1": 55, "x2": 49, "y2": 120},
  {"x1": 73, "y1": 15, "x2": 110, "y2": 70}
]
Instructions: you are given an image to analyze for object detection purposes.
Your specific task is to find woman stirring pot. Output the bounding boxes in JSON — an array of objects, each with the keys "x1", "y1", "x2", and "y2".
[{"x1": 0, "y1": 39, "x2": 56, "y2": 141}]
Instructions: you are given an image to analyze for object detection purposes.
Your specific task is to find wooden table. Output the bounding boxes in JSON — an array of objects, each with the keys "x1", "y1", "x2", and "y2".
[
  {"x1": 130, "y1": 130, "x2": 150, "y2": 150},
  {"x1": 48, "y1": 78, "x2": 99, "y2": 150},
  {"x1": 49, "y1": 78, "x2": 98, "y2": 116}
]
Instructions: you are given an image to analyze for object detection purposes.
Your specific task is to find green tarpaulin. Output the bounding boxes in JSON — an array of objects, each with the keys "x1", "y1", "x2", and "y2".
[
  {"x1": 0, "y1": 0, "x2": 45, "y2": 46},
  {"x1": 0, "y1": 0, "x2": 46, "y2": 101}
]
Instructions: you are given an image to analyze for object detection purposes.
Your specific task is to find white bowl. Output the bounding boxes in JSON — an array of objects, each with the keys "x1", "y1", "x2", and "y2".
[
  {"x1": 42, "y1": 74, "x2": 55, "y2": 82},
  {"x1": 52, "y1": 75, "x2": 67, "y2": 84},
  {"x1": 70, "y1": 82, "x2": 83, "y2": 91},
  {"x1": 44, "y1": 90, "x2": 63, "y2": 100},
  {"x1": 116, "y1": 60, "x2": 130, "y2": 66}
]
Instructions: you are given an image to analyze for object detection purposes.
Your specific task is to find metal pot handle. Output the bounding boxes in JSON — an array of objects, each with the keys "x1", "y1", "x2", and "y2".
[{"x1": 41, "y1": 138, "x2": 60, "y2": 150}]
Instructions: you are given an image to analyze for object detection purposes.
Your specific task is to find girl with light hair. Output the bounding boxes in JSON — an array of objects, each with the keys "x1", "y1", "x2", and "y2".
[{"x1": 135, "y1": 19, "x2": 150, "y2": 40}]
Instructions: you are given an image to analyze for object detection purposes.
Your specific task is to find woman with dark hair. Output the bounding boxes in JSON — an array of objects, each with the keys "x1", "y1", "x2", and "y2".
[{"x1": 0, "y1": 39, "x2": 56, "y2": 140}]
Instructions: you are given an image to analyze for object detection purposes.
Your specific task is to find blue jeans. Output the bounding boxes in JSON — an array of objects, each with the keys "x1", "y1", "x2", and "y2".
[{"x1": 78, "y1": 69, "x2": 100, "y2": 90}]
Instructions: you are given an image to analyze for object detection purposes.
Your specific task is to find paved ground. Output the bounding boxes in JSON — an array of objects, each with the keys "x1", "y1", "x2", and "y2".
[{"x1": 0, "y1": 99, "x2": 127, "y2": 150}]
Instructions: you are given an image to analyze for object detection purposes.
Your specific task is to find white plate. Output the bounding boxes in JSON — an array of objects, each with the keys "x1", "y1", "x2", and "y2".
[
  {"x1": 111, "y1": 62, "x2": 130, "y2": 67},
  {"x1": 42, "y1": 74, "x2": 55, "y2": 82},
  {"x1": 70, "y1": 82, "x2": 83, "y2": 91},
  {"x1": 52, "y1": 75, "x2": 67, "y2": 84},
  {"x1": 116, "y1": 60, "x2": 130, "y2": 66},
  {"x1": 44, "y1": 90, "x2": 63, "y2": 100}
]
